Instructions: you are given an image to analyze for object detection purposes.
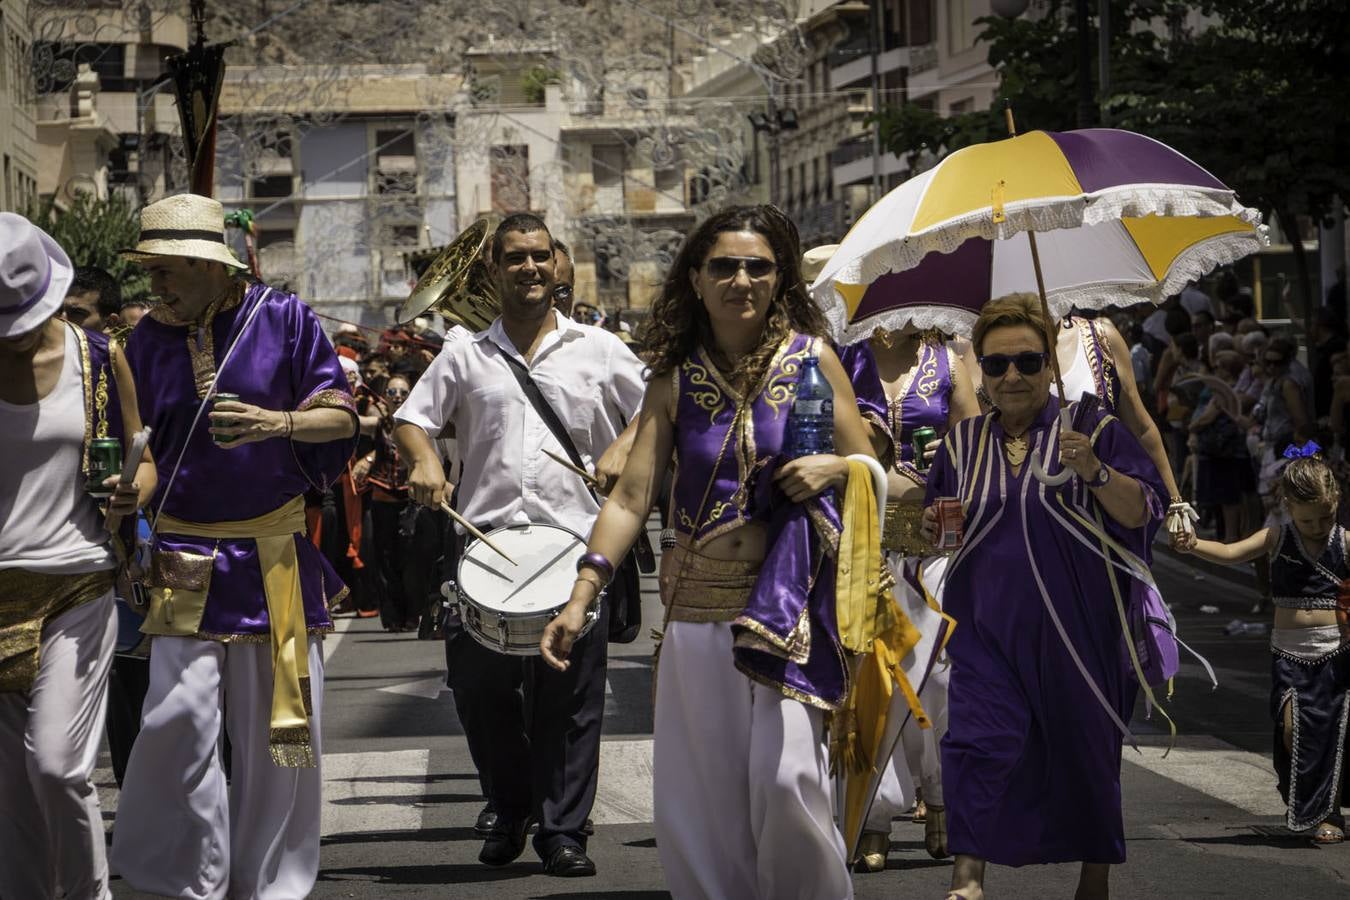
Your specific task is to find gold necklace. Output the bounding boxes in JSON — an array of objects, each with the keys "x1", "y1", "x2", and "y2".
[{"x1": 1003, "y1": 433, "x2": 1029, "y2": 468}]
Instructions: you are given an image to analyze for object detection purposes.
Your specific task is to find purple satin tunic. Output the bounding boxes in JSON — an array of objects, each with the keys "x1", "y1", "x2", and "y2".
[
  {"x1": 125, "y1": 282, "x2": 357, "y2": 638},
  {"x1": 925, "y1": 396, "x2": 1165, "y2": 866}
]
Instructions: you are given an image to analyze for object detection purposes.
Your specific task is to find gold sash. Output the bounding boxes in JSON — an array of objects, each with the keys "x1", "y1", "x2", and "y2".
[
  {"x1": 156, "y1": 495, "x2": 316, "y2": 767},
  {"x1": 0, "y1": 569, "x2": 113, "y2": 693}
]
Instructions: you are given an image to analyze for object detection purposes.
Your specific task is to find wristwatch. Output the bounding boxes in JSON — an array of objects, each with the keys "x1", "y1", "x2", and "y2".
[{"x1": 1087, "y1": 463, "x2": 1111, "y2": 489}]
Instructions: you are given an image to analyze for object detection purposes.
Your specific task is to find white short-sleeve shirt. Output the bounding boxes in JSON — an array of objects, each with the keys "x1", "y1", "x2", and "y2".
[{"x1": 397, "y1": 309, "x2": 647, "y2": 537}]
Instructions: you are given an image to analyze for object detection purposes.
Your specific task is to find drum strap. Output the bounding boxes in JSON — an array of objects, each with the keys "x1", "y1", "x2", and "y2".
[{"x1": 499, "y1": 352, "x2": 655, "y2": 567}]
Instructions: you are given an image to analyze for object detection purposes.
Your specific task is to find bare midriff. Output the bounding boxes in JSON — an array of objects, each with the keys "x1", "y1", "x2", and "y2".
[
  {"x1": 675, "y1": 519, "x2": 768, "y2": 565},
  {"x1": 1273, "y1": 607, "x2": 1339, "y2": 630}
]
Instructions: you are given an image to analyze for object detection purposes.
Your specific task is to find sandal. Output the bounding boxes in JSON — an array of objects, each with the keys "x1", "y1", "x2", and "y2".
[
  {"x1": 925, "y1": 804, "x2": 950, "y2": 859},
  {"x1": 1312, "y1": 821, "x2": 1345, "y2": 844},
  {"x1": 854, "y1": 830, "x2": 889, "y2": 873}
]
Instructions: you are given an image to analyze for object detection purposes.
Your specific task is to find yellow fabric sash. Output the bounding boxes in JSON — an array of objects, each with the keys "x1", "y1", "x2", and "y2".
[
  {"x1": 157, "y1": 495, "x2": 316, "y2": 767},
  {"x1": 836, "y1": 459, "x2": 895, "y2": 653}
]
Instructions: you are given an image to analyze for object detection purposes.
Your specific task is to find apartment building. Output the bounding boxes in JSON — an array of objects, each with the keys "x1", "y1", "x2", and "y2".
[
  {"x1": 28, "y1": 1, "x2": 190, "y2": 204},
  {"x1": 215, "y1": 64, "x2": 462, "y2": 326},
  {"x1": 1, "y1": 0, "x2": 39, "y2": 211},
  {"x1": 455, "y1": 40, "x2": 699, "y2": 312}
]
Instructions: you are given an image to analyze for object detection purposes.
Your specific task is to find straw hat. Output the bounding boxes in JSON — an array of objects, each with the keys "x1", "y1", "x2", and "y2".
[
  {"x1": 0, "y1": 212, "x2": 75, "y2": 338},
  {"x1": 800, "y1": 244, "x2": 839, "y2": 283},
  {"x1": 122, "y1": 193, "x2": 247, "y2": 270}
]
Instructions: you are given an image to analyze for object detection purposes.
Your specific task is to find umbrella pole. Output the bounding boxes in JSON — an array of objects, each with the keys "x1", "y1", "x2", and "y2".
[{"x1": 1003, "y1": 103, "x2": 1069, "y2": 402}]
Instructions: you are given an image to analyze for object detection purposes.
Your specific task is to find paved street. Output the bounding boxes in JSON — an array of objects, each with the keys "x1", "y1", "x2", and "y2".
[{"x1": 106, "y1": 529, "x2": 1350, "y2": 899}]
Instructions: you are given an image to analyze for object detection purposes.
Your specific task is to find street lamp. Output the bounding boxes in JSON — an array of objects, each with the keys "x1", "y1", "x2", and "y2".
[{"x1": 747, "y1": 106, "x2": 799, "y2": 206}]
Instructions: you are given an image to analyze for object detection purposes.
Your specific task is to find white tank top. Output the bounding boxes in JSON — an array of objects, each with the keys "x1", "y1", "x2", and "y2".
[{"x1": 0, "y1": 327, "x2": 117, "y2": 574}]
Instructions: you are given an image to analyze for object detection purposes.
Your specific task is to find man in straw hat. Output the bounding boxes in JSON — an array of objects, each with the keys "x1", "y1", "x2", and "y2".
[
  {"x1": 0, "y1": 213, "x2": 156, "y2": 900},
  {"x1": 109, "y1": 193, "x2": 357, "y2": 898}
]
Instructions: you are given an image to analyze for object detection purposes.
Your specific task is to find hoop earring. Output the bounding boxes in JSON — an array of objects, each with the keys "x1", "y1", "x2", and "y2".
[{"x1": 872, "y1": 326, "x2": 894, "y2": 349}]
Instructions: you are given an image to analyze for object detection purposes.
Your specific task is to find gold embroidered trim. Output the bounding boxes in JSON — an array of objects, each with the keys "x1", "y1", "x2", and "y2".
[
  {"x1": 194, "y1": 624, "x2": 335, "y2": 644},
  {"x1": 268, "y1": 725, "x2": 317, "y2": 768},
  {"x1": 733, "y1": 605, "x2": 812, "y2": 665},
  {"x1": 147, "y1": 281, "x2": 247, "y2": 398},
  {"x1": 71, "y1": 324, "x2": 94, "y2": 476},
  {"x1": 734, "y1": 660, "x2": 843, "y2": 712},
  {"x1": 881, "y1": 500, "x2": 930, "y2": 556},
  {"x1": 298, "y1": 387, "x2": 358, "y2": 414}
]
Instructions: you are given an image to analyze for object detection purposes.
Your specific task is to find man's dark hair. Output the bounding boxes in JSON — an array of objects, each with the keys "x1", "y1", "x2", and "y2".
[
  {"x1": 1175, "y1": 332, "x2": 1199, "y2": 361},
  {"x1": 121, "y1": 296, "x2": 152, "y2": 310},
  {"x1": 70, "y1": 267, "x2": 122, "y2": 317},
  {"x1": 552, "y1": 237, "x2": 572, "y2": 262},
  {"x1": 492, "y1": 213, "x2": 551, "y2": 263},
  {"x1": 1164, "y1": 307, "x2": 1192, "y2": 338}
]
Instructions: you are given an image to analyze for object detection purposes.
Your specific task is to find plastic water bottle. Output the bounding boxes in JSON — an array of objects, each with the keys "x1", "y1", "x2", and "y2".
[{"x1": 787, "y1": 355, "x2": 834, "y2": 457}]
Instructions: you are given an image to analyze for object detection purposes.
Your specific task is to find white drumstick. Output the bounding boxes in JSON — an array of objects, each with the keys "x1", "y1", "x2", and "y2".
[{"x1": 440, "y1": 500, "x2": 517, "y2": 566}]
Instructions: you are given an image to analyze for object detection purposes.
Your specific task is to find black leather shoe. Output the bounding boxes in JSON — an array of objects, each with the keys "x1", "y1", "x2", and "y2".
[
  {"x1": 474, "y1": 804, "x2": 498, "y2": 837},
  {"x1": 581, "y1": 817, "x2": 594, "y2": 836},
  {"x1": 543, "y1": 845, "x2": 596, "y2": 877},
  {"x1": 479, "y1": 817, "x2": 530, "y2": 867}
]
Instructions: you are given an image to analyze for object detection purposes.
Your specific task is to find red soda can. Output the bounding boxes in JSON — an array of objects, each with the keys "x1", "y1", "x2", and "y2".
[{"x1": 934, "y1": 497, "x2": 964, "y2": 550}]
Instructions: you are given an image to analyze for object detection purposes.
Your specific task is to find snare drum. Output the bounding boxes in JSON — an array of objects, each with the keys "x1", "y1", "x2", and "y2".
[{"x1": 456, "y1": 523, "x2": 599, "y2": 655}]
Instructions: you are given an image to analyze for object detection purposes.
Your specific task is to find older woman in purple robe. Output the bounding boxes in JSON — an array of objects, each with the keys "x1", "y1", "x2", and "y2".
[{"x1": 920, "y1": 293, "x2": 1167, "y2": 900}]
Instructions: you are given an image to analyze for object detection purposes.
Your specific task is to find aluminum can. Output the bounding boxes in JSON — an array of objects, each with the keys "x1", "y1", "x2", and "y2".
[
  {"x1": 87, "y1": 437, "x2": 122, "y2": 496},
  {"x1": 212, "y1": 392, "x2": 240, "y2": 444},
  {"x1": 934, "y1": 497, "x2": 964, "y2": 550},
  {"x1": 911, "y1": 426, "x2": 937, "y2": 471}
]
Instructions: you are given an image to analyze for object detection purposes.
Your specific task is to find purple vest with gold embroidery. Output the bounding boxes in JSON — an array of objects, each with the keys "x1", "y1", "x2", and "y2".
[
  {"x1": 890, "y1": 336, "x2": 954, "y2": 470},
  {"x1": 671, "y1": 333, "x2": 816, "y2": 546}
]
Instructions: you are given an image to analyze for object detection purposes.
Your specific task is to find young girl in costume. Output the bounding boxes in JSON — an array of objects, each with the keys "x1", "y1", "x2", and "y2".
[
  {"x1": 541, "y1": 205, "x2": 882, "y2": 900},
  {"x1": 1177, "y1": 445, "x2": 1349, "y2": 843}
]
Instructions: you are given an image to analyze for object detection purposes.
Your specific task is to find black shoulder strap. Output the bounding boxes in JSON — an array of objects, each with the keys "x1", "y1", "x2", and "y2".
[{"x1": 499, "y1": 350, "x2": 598, "y2": 503}]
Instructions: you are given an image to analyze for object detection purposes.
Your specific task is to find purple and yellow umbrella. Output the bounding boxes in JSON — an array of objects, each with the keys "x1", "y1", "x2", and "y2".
[{"x1": 811, "y1": 128, "x2": 1266, "y2": 344}]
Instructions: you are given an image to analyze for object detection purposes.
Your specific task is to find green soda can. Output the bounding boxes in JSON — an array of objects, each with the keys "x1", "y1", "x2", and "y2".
[
  {"x1": 87, "y1": 437, "x2": 123, "y2": 496},
  {"x1": 911, "y1": 426, "x2": 937, "y2": 472},
  {"x1": 212, "y1": 392, "x2": 240, "y2": 444}
]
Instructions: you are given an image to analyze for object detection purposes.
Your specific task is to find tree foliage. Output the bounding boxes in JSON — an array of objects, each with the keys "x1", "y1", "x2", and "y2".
[{"x1": 25, "y1": 192, "x2": 151, "y2": 303}]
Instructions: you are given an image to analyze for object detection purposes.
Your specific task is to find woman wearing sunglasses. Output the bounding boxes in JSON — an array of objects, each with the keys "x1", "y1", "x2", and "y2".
[
  {"x1": 919, "y1": 294, "x2": 1167, "y2": 900},
  {"x1": 541, "y1": 205, "x2": 879, "y2": 900}
]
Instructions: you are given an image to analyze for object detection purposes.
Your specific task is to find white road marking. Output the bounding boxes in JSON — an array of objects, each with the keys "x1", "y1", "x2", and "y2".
[
  {"x1": 591, "y1": 739, "x2": 657, "y2": 825},
  {"x1": 1125, "y1": 735, "x2": 1283, "y2": 817},
  {"x1": 323, "y1": 749, "x2": 430, "y2": 835},
  {"x1": 377, "y1": 676, "x2": 449, "y2": 699}
]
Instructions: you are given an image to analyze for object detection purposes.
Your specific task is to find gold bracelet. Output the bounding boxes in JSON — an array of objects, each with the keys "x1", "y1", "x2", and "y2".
[{"x1": 574, "y1": 573, "x2": 604, "y2": 595}]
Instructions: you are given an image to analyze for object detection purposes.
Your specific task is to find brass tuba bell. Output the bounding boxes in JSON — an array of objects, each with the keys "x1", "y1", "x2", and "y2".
[{"x1": 398, "y1": 217, "x2": 500, "y2": 331}]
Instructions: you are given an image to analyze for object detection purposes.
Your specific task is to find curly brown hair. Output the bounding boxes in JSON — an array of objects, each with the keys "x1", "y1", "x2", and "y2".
[{"x1": 638, "y1": 205, "x2": 829, "y2": 383}]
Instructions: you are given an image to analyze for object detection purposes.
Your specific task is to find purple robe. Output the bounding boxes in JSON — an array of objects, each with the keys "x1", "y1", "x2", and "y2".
[
  {"x1": 837, "y1": 340, "x2": 890, "y2": 454},
  {"x1": 125, "y1": 282, "x2": 357, "y2": 638},
  {"x1": 924, "y1": 395, "x2": 1165, "y2": 866},
  {"x1": 669, "y1": 332, "x2": 849, "y2": 709}
]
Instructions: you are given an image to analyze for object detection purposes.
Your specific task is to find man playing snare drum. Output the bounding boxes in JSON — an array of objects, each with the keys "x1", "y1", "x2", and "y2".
[{"x1": 395, "y1": 213, "x2": 645, "y2": 877}]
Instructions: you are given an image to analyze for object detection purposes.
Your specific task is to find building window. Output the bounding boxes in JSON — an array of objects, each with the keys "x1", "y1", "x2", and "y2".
[
  {"x1": 490, "y1": 144, "x2": 530, "y2": 213},
  {"x1": 592, "y1": 144, "x2": 625, "y2": 214},
  {"x1": 949, "y1": 97, "x2": 974, "y2": 115},
  {"x1": 947, "y1": 0, "x2": 975, "y2": 54},
  {"x1": 374, "y1": 128, "x2": 417, "y2": 196}
]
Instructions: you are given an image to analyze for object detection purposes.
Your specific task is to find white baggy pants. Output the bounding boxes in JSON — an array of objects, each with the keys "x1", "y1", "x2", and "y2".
[
  {"x1": 866, "y1": 556, "x2": 951, "y2": 831},
  {"x1": 653, "y1": 621, "x2": 852, "y2": 900},
  {"x1": 0, "y1": 590, "x2": 116, "y2": 900},
  {"x1": 110, "y1": 635, "x2": 324, "y2": 900}
]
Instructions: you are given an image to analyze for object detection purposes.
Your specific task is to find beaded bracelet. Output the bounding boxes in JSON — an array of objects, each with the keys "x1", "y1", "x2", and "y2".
[{"x1": 576, "y1": 551, "x2": 614, "y2": 583}]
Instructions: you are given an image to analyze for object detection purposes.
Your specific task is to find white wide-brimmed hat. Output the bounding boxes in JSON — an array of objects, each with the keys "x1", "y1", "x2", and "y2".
[
  {"x1": 122, "y1": 193, "x2": 247, "y2": 270},
  {"x1": 0, "y1": 212, "x2": 75, "y2": 338},
  {"x1": 800, "y1": 244, "x2": 839, "y2": 283}
]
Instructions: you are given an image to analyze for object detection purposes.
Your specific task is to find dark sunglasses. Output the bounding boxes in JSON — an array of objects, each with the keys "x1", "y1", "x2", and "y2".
[
  {"x1": 553, "y1": 284, "x2": 574, "y2": 301},
  {"x1": 705, "y1": 256, "x2": 777, "y2": 281},
  {"x1": 385, "y1": 387, "x2": 409, "y2": 398},
  {"x1": 978, "y1": 352, "x2": 1050, "y2": 377}
]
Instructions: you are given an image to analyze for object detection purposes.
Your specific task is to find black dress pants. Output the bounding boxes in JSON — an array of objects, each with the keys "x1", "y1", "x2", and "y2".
[{"x1": 445, "y1": 596, "x2": 610, "y2": 859}]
